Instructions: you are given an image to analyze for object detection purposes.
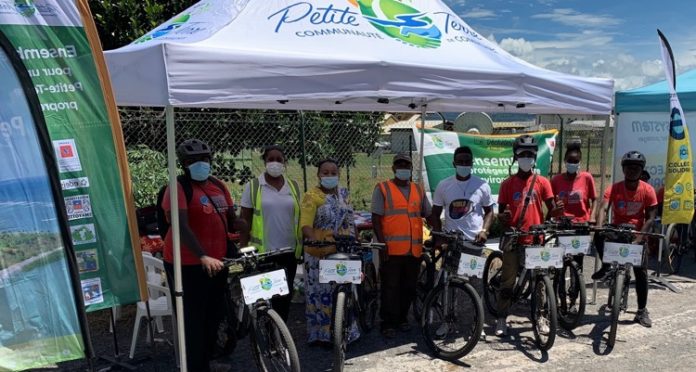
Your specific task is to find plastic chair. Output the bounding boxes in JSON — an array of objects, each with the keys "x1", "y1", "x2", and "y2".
[{"x1": 129, "y1": 252, "x2": 178, "y2": 363}]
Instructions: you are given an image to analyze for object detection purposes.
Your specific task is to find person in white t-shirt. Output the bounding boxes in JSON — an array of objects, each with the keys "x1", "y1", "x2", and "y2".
[{"x1": 430, "y1": 146, "x2": 494, "y2": 244}]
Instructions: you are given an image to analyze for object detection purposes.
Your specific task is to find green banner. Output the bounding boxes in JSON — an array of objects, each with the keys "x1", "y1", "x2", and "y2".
[
  {"x1": 0, "y1": 1, "x2": 140, "y2": 312},
  {"x1": 415, "y1": 128, "x2": 558, "y2": 199}
]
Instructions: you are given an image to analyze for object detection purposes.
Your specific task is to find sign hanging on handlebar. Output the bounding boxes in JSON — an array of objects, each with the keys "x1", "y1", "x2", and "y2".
[
  {"x1": 524, "y1": 245, "x2": 565, "y2": 269},
  {"x1": 240, "y1": 269, "x2": 290, "y2": 305},
  {"x1": 557, "y1": 235, "x2": 592, "y2": 256},
  {"x1": 603, "y1": 242, "x2": 645, "y2": 267}
]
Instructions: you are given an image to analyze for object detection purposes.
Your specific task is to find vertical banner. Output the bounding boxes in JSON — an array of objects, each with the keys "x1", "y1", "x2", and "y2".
[
  {"x1": 0, "y1": 31, "x2": 86, "y2": 369},
  {"x1": 414, "y1": 128, "x2": 557, "y2": 201},
  {"x1": 0, "y1": 0, "x2": 145, "y2": 312},
  {"x1": 658, "y1": 30, "x2": 695, "y2": 224}
]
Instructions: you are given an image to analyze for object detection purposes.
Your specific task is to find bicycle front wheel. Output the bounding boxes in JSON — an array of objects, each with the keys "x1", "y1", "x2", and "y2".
[
  {"x1": 556, "y1": 260, "x2": 586, "y2": 330},
  {"x1": 482, "y1": 251, "x2": 503, "y2": 318},
  {"x1": 607, "y1": 271, "x2": 624, "y2": 348},
  {"x1": 252, "y1": 308, "x2": 301, "y2": 372},
  {"x1": 530, "y1": 275, "x2": 557, "y2": 351},
  {"x1": 359, "y1": 263, "x2": 379, "y2": 333},
  {"x1": 421, "y1": 281, "x2": 484, "y2": 361},
  {"x1": 333, "y1": 291, "x2": 348, "y2": 372},
  {"x1": 413, "y1": 254, "x2": 434, "y2": 321}
]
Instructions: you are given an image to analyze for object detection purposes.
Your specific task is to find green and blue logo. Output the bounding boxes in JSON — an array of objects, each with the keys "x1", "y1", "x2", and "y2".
[
  {"x1": 469, "y1": 257, "x2": 478, "y2": 270},
  {"x1": 259, "y1": 277, "x2": 273, "y2": 291},
  {"x1": 336, "y1": 263, "x2": 348, "y2": 276},
  {"x1": 431, "y1": 135, "x2": 445, "y2": 149},
  {"x1": 571, "y1": 239, "x2": 581, "y2": 249},
  {"x1": 619, "y1": 246, "x2": 630, "y2": 258},
  {"x1": 135, "y1": 14, "x2": 191, "y2": 44},
  {"x1": 540, "y1": 250, "x2": 551, "y2": 262},
  {"x1": 14, "y1": 0, "x2": 35, "y2": 17},
  {"x1": 351, "y1": 0, "x2": 442, "y2": 48}
]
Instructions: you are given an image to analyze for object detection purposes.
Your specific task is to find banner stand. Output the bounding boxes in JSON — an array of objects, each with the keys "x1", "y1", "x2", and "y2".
[
  {"x1": 649, "y1": 226, "x2": 682, "y2": 293},
  {"x1": 95, "y1": 305, "x2": 160, "y2": 371}
]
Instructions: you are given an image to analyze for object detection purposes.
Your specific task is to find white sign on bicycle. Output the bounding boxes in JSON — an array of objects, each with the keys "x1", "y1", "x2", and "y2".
[
  {"x1": 457, "y1": 253, "x2": 487, "y2": 278},
  {"x1": 240, "y1": 269, "x2": 289, "y2": 305},
  {"x1": 603, "y1": 242, "x2": 644, "y2": 267},
  {"x1": 319, "y1": 260, "x2": 362, "y2": 284},
  {"x1": 525, "y1": 246, "x2": 565, "y2": 269},
  {"x1": 557, "y1": 235, "x2": 592, "y2": 255}
]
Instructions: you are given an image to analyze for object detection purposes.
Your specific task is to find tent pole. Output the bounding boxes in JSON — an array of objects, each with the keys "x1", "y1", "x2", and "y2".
[
  {"x1": 418, "y1": 103, "x2": 427, "y2": 185},
  {"x1": 591, "y1": 114, "x2": 612, "y2": 305},
  {"x1": 166, "y1": 105, "x2": 187, "y2": 371},
  {"x1": 300, "y1": 111, "x2": 308, "y2": 192}
]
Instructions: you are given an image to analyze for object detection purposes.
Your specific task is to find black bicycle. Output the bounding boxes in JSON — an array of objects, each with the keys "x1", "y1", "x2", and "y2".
[
  {"x1": 421, "y1": 231, "x2": 485, "y2": 361},
  {"x1": 482, "y1": 226, "x2": 561, "y2": 351},
  {"x1": 543, "y1": 218, "x2": 591, "y2": 330},
  {"x1": 590, "y1": 225, "x2": 663, "y2": 348},
  {"x1": 304, "y1": 237, "x2": 384, "y2": 372},
  {"x1": 224, "y1": 246, "x2": 301, "y2": 372}
]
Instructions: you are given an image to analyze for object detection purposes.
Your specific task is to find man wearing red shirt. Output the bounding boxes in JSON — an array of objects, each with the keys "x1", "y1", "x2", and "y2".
[
  {"x1": 162, "y1": 139, "x2": 245, "y2": 371},
  {"x1": 495, "y1": 135, "x2": 564, "y2": 336},
  {"x1": 593, "y1": 150, "x2": 657, "y2": 328},
  {"x1": 551, "y1": 139, "x2": 597, "y2": 223}
]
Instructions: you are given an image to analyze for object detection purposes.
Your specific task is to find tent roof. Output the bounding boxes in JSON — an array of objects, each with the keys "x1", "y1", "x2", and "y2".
[
  {"x1": 104, "y1": 0, "x2": 613, "y2": 114},
  {"x1": 615, "y1": 69, "x2": 696, "y2": 113}
]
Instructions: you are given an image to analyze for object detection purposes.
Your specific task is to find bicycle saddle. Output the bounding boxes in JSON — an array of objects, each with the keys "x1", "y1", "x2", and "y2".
[{"x1": 325, "y1": 252, "x2": 360, "y2": 260}]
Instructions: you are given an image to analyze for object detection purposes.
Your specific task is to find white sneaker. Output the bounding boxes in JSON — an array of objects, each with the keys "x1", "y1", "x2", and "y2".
[
  {"x1": 495, "y1": 318, "x2": 508, "y2": 337},
  {"x1": 538, "y1": 317, "x2": 550, "y2": 334}
]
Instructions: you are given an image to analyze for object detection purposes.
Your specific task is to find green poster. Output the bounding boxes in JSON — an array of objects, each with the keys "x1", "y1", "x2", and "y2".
[
  {"x1": 416, "y1": 128, "x2": 558, "y2": 199},
  {"x1": 0, "y1": 1, "x2": 140, "y2": 312}
]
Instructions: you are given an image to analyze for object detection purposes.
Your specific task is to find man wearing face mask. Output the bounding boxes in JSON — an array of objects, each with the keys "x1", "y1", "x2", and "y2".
[
  {"x1": 430, "y1": 146, "x2": 494, "y2": 246},
  {"x1": 495, "y1": 135, "x2": 564, "y2": 337},
  {"x1": 161, "y1": 139, "x2": 246, "y2": 371},
  {"x1": 372, "y1": 153, "x2": 431, "y2": 338},
  {"x1": 551, "y1": 138, "x2": 598, "y2": 224}
]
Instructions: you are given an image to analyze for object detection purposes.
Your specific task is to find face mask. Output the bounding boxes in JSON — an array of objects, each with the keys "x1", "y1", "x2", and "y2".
[
  {"x1": 266, "y1": 162, "x2": 285, "y2": 178},
  {"x1": 456, "y1": 165, "x2": 472, "y2": 178},
  {"x1": 566, "y1": 162, "x2": 580, "y2": 174},
  {"x1": 320, "y1": 176, "x2": 339, "y2": 189},
  {"x1": 188, "y1": 161, "x2": 210, "y2": 181},
  {"x1": 395, "y1": 169, "x2": 411, "y2": 181},
  {"x1": 517, "y1": 157, "x2": 535, "y2": 172}
]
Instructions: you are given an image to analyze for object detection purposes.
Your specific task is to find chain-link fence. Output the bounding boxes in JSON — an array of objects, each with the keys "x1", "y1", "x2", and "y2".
[{"x1": 121, "y1": 107, "x2": 389, "y2": 211}]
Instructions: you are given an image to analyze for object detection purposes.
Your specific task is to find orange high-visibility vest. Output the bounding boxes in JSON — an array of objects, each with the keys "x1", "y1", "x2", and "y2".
[{"x1": 378, "y1": 180, "x2": 424, "y2": 257}]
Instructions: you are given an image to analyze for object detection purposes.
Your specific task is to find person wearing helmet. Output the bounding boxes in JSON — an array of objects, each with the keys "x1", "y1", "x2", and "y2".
[
  {"x1": 161, "y1": 139, "x2": 246, "y2": 371},
  {"x1": 495, "y1": 134, "x2": 564, "y2": 337},
  {"x1": 593, "y1": 150, "x2": 657, "y2": 327}
]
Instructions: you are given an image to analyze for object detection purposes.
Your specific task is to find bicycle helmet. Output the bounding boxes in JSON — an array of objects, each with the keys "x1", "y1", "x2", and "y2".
[
  {"x1": 620, "y1": 150, "x2": 646, "y2": 168},
  {"x1": 512, "y1": 134, "x2": 538, "y2": 158},
  {"x1": 176, "y1": 139, "x2": 212, "y2": 162}
]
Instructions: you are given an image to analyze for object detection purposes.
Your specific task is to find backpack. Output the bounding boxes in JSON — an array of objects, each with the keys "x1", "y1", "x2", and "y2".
[{"x1": 155, "y1": 175, "x2": 227, "y2": 238}]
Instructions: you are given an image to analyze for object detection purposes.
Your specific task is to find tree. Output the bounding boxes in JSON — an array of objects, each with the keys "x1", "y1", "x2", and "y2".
[{"x1": 89, "y1": 0, "x2": 196, "y2": 50}]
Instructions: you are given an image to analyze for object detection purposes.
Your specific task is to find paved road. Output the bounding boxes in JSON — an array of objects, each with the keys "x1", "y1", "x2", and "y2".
[{"x1": 49, "y1": 255, "x2": 696, "y2": 372}]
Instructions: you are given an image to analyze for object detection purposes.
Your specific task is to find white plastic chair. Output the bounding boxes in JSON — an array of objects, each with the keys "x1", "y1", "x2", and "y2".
[{"x1": 129, "y1": 252, "x2": 178, "y2": 363}]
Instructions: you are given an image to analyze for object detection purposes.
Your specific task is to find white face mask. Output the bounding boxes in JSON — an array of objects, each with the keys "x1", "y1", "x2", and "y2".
[
  {"x1": 566, "y1": 162, "x2": 580, "y2": 174},
  {"x1": 266, "y1": 162, "x2": 285, "y2": 177},
  {"x1": 517, "y1": 157, "x2": 535, "y2": 172}
]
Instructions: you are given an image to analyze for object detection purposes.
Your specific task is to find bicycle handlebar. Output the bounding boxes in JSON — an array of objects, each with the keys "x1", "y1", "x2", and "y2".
[
  {"x1": 222, "y1": 246, "x2": 294, "y2": 267},
  {"x1": 589, "y1": 225, "x2": 664, "y2": 238},
  {"x1": 302, "y1": 240, "x2": 386, "y2": 250}
]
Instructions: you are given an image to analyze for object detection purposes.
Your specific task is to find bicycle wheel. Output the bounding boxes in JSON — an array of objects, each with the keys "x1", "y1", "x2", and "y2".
[
  {"x1": 333, "y1": 291, "x2": 348, "y2": 372},
  {"x1": 530, "y1": 275, "x2": 557, "y2": 351},
  {"x1": 359, "y1": 263, "x2": 379, "y2": 332},
  {"x1": 413, "y1": 254, "x2": 434, "y2": 321},
  {"x1": 482, "y1": 251, "x2": 503, "y2": 317},
  {"x1": 607, "y1": 271, "x2": 624, "y2": 348},
  {"x1": 421, "y1": 281, "x2": 484, "y2": 361},
  {"x1": 252, "y1": 308, "x2": 301, "y2": 372},
  {"x1": 555, "y1": 260, "x2": 586, "y2": 330}
]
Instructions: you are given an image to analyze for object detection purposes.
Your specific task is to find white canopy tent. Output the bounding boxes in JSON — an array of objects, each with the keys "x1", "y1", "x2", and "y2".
[{"x1": 104, "y1": 1, "x2": 613, "y2": 369}]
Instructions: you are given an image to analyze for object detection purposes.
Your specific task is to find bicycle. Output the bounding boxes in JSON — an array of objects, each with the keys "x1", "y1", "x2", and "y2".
[
  {"x1": 304, "y1": 236, "x2": 385, "y2": 372},
  {"x1": 482, "y1": 226, "x2": 562, "y2": 351},
  {"x1": 542, "y1": 218, "x2": 591, "y2": 330},
  {"x1": 590, "y1": 224, "x2": 663, "y2": 348},
  {"x1": 421, "y1": 231, "x2": 486, "y2": 361},
  {"x1": 224, "y1": 246, "x2": 301, "y2": 372}
]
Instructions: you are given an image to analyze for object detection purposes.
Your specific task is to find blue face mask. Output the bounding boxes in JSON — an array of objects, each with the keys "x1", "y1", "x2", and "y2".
[
  {"x1": 566, "y1": 162, "x2": 580, "y2": 174},
  {"x1": 456, "y1": 165, "x2": 472, "y2": 178},
  {"x1": 395, "y1": 169, "x2": 411, "y2": 181},
  {"x1": 188, "y1": 161, "x2": 210, "y2": 181},
  {"x1": 320, "y1": 176, "x2": 339, "y2": 189}
]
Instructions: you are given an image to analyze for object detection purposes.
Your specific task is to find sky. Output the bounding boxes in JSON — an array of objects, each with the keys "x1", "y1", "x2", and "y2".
[{"x1": 443, "y1": 0, "x2": 696, "y2": 91}]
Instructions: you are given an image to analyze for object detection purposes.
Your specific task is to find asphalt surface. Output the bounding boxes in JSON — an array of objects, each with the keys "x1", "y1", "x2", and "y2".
[{"x1": 40, "y1": 253, "x2": 696, "y2": 372}]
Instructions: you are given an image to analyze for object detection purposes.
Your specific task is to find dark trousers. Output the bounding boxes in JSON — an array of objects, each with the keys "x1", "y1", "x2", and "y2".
[
  {"x1": 164, "y1": 262, "x2": 226, "y2": 372},
  {"x1": 594, "y1": 235, "x2": 649, "y2": 309},
  {"x1": 380, "y1": 255, "x2": 420, "y2": 329},
  {"x1": 263, "y1": 251, "x2": 297, "y2": 321}
]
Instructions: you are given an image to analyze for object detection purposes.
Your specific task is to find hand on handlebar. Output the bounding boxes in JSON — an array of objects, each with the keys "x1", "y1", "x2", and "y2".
[
  {"x1": 201, "y1": 255, "x2": 224, "y2": 276},
  {"x1": 475, "y1": 230, "x2": 488, "y2": 244}
]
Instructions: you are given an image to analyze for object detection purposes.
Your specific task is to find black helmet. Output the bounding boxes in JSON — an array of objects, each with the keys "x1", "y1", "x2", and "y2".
[
  {"x1": 513, "y1": 134, "x2": 538, "y2": 158},
  {"x1": 621, "y1": 151, "x2": 646, "y2": 168},
  {"x1": 176, "y1": 139, "x2": 212, "y2": 162}
]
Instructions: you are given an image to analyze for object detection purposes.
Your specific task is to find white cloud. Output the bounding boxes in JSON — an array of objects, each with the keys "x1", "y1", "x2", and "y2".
[
  {"x1": 641, "y1": 60, "x2": 663, "y2": 78},
  {"x1": 463, "y1": 8, "x2": 496, "y2": 19},
  {"x1": 531, "y1": 8, "x2": 622, "y2": 28}
]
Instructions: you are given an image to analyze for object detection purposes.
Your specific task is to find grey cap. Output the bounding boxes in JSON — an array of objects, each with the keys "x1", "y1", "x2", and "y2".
[{"x1": 393, "y1": 153, "x2": 412, "y2": 164}]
